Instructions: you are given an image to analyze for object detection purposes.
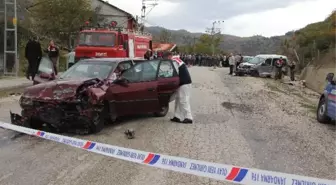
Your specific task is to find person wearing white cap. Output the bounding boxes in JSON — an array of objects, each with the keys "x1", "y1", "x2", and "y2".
[{"x1": 163, "y1": 51, "x2": 193, "y2": 124}]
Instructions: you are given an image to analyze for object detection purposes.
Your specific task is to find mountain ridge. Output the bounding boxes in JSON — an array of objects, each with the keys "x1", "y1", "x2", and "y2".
[{"x1": 144, "y1": 26, "x2": 290, "y2": 55}]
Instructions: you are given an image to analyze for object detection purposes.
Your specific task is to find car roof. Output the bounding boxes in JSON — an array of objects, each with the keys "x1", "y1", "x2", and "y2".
[
  {"x1": 80, "y1": 58, "x2": 145, "y2": 63},
  {"x1": 256, "y1": 54, "x2": 288, "y2": 59}
]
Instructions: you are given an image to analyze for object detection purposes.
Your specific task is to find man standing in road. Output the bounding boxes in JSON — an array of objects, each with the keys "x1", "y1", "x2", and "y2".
[
  {"x1": 228, "y1": 53, "x2": 235, "y2": 75},
  {"x1": 25, "y1": 36, "x2": 42, "y2": 80},
  {"x1": 163, "y1": 51, "x2": 193, "y2": 124}
]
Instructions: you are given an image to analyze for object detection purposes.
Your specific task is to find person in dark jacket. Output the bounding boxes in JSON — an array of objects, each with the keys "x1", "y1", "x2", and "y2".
[
  {"x1": 163, "y1": 51, "x2": 193, "y2": 124},
  {"x1": 144, "y1": 49, "x2": 153, "y2": 60},
  {"x1": 25, "y1": 36, "x2": 42, "y2": 80},
  {"x1": 45, "y1": 40, "x2": 59, "y2": 75}
]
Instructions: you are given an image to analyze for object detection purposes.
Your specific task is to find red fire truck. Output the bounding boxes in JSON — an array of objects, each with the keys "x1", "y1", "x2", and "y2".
[{"x1": 74, "y1": 23, "x2": 153, "y2": 65}]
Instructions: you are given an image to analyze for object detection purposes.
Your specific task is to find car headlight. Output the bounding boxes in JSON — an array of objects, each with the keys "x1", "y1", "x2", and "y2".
[{"x1": 19, "y1": 96, "x2": 33, "y2": 106}]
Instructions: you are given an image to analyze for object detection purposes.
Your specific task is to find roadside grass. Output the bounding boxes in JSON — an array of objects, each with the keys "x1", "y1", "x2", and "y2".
[
  {"x1": 265, "y1": 82, "x2": 287, "y2": 94},
  {"x1": 265, "y1": 79, "x2": 318, "y2": 116},
  {"x1": 299, "y1": 102, "x2": 317, "y2": 114}
]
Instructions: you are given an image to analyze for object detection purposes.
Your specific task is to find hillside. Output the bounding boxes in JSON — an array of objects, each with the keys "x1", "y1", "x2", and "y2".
[{"x1": 145, "y1": 26, "x2": 288, "y2": 55}]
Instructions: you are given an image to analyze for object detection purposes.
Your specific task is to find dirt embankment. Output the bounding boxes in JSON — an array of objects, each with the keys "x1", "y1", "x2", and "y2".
[{"x1": 300, "y1": 50, "x2": 336, "y2": 93}]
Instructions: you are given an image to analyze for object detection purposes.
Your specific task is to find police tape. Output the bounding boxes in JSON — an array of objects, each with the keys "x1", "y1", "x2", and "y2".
[{"x1": 0, "y1": 121, "x2": 334, "y2": 185}]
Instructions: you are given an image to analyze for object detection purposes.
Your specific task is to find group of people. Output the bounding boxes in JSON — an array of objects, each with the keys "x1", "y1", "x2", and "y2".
[
  {"x1": 171, "y1": 53, "x2": 246, "y2": 70},
  {"x1": 178, "y1": 54, "x2": 224, "y2": 67},
  {"x1": 25, "y1": 37, "x2": 60, "y2": 80}
]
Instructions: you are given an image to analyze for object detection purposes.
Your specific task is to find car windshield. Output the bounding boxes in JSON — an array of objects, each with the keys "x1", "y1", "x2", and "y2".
[
  {"x1": 243, "y1": 57, "x2": 253, "y2": 63},
  {"x1": 60, "y1": 61, "x2": 117, "y2": 79},
  {"x1": 78, "y1": 32, "x2": 116, "y2": 47},
  {"x1": 248, "y1": 57, "x2": 263, "y2": 64}
]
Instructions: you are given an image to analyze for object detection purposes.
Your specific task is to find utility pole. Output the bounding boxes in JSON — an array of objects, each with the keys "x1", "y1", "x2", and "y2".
[
  {"x1": 193, "y1": 37, "x2": 197, "y2": 53},
  {"x1": 140, "y1": 0, "x2": 158, "y2": 27},
  {"x1": 205, "y1": 20, "x2": 224, "y2": 55}
]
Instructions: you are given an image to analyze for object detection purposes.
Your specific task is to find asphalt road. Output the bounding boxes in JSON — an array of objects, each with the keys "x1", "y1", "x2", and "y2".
[{"x1": 0, "y1": 67, "x2": 335, "y2": 185}]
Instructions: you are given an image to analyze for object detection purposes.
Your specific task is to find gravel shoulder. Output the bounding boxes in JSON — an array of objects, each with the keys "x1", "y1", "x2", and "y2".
[{"x1": 0, "y1": 67, "x2": 334, "y2": 185}]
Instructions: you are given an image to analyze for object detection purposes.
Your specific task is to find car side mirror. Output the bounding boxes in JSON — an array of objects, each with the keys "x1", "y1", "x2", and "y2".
[
  {"x1": 261, "y1": 63, "x2": 266, "y2": 66},
  {"x1": 326, "y1": 73, "x2": 334, "y2": 82}
]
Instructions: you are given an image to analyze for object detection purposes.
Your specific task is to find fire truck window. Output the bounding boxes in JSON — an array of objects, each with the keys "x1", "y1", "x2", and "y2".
[
  {"x1": 158, "y1": 60, "x2": 174, "y2": 78},
  {"x1": 78, "y1": 32, "x2": 116, "y2": 47}
]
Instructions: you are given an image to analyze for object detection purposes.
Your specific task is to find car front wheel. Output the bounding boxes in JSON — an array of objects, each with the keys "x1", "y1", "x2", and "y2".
[
  {"x1": 251, "y1": 70, "x2": 259, "y2": 77},
  {"x1": 317, "y1": 97, "x2": 330, "y2": 123},
  {"x1": 154, "y1": 104, "x2": 169, "y2": 117}
]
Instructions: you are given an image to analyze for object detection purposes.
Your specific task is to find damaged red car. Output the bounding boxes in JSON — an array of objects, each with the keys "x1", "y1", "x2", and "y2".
[{"x1": 11, "y1": 57, "x2": 179, "y2": 134}]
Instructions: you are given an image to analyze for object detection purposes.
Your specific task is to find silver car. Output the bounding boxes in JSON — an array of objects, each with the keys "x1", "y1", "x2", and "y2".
[{"x1": 237, "y1": 54, "x2": 288, "y2": 77}]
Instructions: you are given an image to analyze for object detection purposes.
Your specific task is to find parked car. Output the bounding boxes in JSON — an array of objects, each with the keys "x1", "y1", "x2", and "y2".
[
  {"x1": 11, "y1": 57, "x2": 180, "y2": 134},
  {"x1": 317, "y1": 73, "x2": 336, "y2": 123},
  {"x1": 236, "y1": 54, "x2": 288, "y2": 77}
]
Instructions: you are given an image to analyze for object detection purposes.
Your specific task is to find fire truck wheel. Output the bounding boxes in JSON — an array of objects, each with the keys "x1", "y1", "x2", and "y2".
[{"x1": 154, "y1": 105, "x2": 169, "y2": 117}]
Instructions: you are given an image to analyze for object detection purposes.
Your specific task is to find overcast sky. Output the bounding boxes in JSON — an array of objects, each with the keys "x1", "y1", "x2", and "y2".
[{"x1": 108, "y1": 0, "x2": 335, "y2": 37}]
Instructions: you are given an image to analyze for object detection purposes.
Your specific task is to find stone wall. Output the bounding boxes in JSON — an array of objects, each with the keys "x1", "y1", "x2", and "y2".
[{"x1": 300, "y1": 50, "x2": 336, "y2": 93}]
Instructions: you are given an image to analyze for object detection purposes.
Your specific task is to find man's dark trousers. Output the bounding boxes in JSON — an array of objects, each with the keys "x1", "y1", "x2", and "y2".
[{"x1": 229, "y1": 65, "x2": 234, "y2": 74}]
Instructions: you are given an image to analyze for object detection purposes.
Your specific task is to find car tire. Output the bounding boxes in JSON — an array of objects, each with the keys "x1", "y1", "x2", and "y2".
[
  {"x1": 251, "y1": 70, "x2": 259, "y2": 77},
  {"x1": 317, "y1": 97, "x2": 330, "y2": 124},
  {"x1": 154, "y1": 104, "x2": 169, "y2": 117}
]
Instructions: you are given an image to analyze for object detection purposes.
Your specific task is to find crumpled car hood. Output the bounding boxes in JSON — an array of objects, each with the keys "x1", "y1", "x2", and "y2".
[{"x1": 23, "y1": 78, "x2": 92, "y2": 100}]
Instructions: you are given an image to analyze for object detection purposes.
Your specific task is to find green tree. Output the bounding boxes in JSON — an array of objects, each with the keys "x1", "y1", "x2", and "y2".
[
  {"x1": 194, "y1": 34, "x2": 222, "y2": 54},
  {"x1": 30, "y1": 0, "x2": 94, "y2": 48}
]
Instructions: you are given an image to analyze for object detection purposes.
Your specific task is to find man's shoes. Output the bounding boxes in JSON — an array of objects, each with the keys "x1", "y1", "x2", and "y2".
[
  {"x1": 182, "y1": 118, "x2": 193, "y2": 124},
  {"x1": 170, "y1": 117, "x2": 181, "y2": 123},
  {"x1": 26, "y1": 75, "x2": 30, "y2": 80}
]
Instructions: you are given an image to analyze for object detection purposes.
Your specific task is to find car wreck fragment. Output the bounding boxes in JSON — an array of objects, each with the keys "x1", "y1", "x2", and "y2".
[{"x1": 10, "y1": 57, "x2": 180, "y2": 135}]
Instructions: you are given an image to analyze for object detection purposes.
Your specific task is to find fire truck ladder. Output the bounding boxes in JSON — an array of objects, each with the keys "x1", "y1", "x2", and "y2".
[{"x1": 2, "y1": 0, "x2": 18, "y2": 77}]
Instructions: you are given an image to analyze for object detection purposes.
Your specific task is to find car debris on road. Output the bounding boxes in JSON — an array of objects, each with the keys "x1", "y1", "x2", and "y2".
[{"x1": 124, "y1": 129, "x2": 135, "y2": 139}]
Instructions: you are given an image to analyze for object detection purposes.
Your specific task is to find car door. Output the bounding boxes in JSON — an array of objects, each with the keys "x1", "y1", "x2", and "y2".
[
  {"x1": 259, "y1": 58, "x2": 272, "y2": 75},
  {"x1": 157, "y1": 60, "x2": 179, "y2": 106},
  {"x1": 327, "y1": 84, "x2": 336, "y2": 119},
  {"x1": 33, "y1": 57, "x2": 56, "y2": 85},
  {"x1": 105, "y1": 61, "x2": 160, "y2": 116}
]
